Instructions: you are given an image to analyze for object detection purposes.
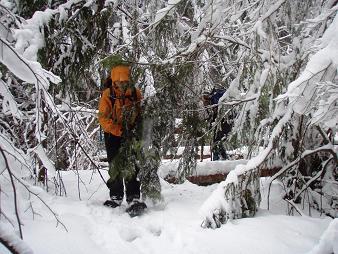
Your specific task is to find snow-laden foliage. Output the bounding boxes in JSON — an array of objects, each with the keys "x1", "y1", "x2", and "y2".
[
  {"x1": 0, "y1": 0, "x2": 337, "y2": 248},
  {"x1": 200, "y1": 168, "x2": 261, "y2": 228},
  {"x1": 308, "y1": 218, "x2": 338, "y2": 254},
  {"x1": 200, "y1": 0, "x2": 338, "y2": 227},
  {"x1": 0, "y1": 1, "x2": 106, "y2": 248}
]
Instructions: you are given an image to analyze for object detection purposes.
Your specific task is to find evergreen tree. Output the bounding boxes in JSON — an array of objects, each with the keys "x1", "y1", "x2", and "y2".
[{"x1": 0, "y1": 0, "x2": 337, "y2": 239}]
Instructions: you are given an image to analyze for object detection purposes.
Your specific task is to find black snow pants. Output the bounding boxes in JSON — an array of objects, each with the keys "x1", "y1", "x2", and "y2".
[{"x1": 104, "y1": 132, "x2": 140, "y2": 203}]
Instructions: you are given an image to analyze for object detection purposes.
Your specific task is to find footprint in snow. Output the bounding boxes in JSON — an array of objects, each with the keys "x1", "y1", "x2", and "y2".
[
  {"x1": 143, "y1": 219, "x2": 163, "y2": 237},
  {"x1": 118, "y1": 226, "x2": 141, "y2": 242},
  {"x1": 148, "y1": 226, "x2": 162, "y2": 236}
]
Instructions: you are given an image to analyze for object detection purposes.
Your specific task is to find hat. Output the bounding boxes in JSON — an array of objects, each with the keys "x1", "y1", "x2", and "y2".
[{"x1": 111, "y1": 65, "x2": 130, "y2": 82}]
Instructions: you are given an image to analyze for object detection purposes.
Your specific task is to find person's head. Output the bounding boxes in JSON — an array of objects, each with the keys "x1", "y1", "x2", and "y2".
[{"x1": 111, "y1": 65, "x2": 130, "y2": 90}]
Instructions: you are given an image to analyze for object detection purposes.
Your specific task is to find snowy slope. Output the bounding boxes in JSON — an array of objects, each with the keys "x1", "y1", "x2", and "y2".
[{"x1": 1, "y1": 170, "x2": 334, "y2": 254}]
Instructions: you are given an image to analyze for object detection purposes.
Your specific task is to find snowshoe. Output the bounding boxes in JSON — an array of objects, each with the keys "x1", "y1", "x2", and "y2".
[
  {"x1": 126, "y1": 201, "x2": 147, "y2": 217},
  {"x1": 103, "y1": 199, "x2": 121, "y2": 208}
]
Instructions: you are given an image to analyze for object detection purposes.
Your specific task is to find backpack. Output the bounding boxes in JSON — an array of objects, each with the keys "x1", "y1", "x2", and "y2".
[
  {"x1": 102, "y1": 77, "x2": 138, "y2": 108},
  {"x1": 209, "y1": 88, "x2": 233, "y2": 135},
  {"x1": 210, "y1": 88, "x2": 225, "y2": 105},
  {"x1": 99, "y1": 79, "x2": 139, "y2": 141},
  {"x1": 108, "y1": 84, "x2": 138, "y2": 108}
]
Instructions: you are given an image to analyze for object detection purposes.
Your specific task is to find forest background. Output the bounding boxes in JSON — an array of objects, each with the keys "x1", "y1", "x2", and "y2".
[{"x1": 0, "y1": 0, "x2": 337, "y2": 252}]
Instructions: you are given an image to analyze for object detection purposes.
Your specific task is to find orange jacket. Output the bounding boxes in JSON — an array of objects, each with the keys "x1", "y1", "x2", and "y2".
[{"x1": 98, "y1": 85, "x2": 142, "y2": 137}]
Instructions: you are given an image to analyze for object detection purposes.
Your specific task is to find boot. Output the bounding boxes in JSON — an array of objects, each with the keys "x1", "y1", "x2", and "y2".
[
  {"x1": 103, "y1": 199, "x2": 122, "y2": 208},
  {"x1": 126, "y1": 200, "x2": 147, "y2": 217}
]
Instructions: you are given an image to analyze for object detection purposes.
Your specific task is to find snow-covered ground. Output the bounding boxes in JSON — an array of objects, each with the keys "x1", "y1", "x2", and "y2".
[
  {"x1": 159, "y1": 159, "x2": 248, "y2": 178},
  {"x1": 1, "y1": 168, "x2": 336, "y2": 254}
]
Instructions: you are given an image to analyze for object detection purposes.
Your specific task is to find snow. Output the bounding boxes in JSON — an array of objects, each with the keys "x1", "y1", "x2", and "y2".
[
  {"x1": 253, "y1": 0, "x2": 286, "y2": 38},
  {"x1": 0, "y1": 168, "x2": 334, "y2": 254},
  {"x1": 258, "y1": 0, "x2": 286, "y2": 23},
  {"x1": 153, "y1": 0, "x2": 183, "y2": 27},
  {"x1": 318, "y1": 10, "x2": 338, "y2": 55},
  {"x1": 0, "y1": 78, "x2": 23, "y2": 119},
  {"x1": 260, "y1": 64, "x2": 270, "y2": 87},
  {"x1": 273, "y1": 11, "x2": 338, "y2": 129},
  {"x1": 159, "y1": 159, "x2": 248, "y2": 178},
  {"x1": 1, "y1": 1, "x2": 337, "y2": 253},
  {"x1": 278, "y1": 13, "x2": 338, "y2": 100},
  {"x1": 0, "y1": 37, "x2": 61, "y2": 89},
  {"x1": 12, "y1": 0, "x2": 83, "y2": 61},
  {"x1": 253, "y1": 20, "x2": 267, "y2": 39},
  {"x1": 31, "y1": 144, "x2": 56, "y2": 178},
  {"x1": 0, "y1": 223, "x2": 33, "y2": 254},
  {"x1": 139, "y1": 56, "x2": 156, "y2": 98},
  {"x1": 0, "y1": 133, "x2": 32, "y2": 176},
  {"x1": 0, "y1": 39, "x2": 38, "y2": 84},
  {"x1": 308, "y1": 219, "x2": 338, "y2": 254},
  {"x1": 199, "y1": 109, "x2": 293, "y2": 223}
]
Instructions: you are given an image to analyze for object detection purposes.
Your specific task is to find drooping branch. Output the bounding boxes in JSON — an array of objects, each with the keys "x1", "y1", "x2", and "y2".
[
  {"x1": 267, "y1": 144, "x2": 337, "y2": 209},
  {"x1": 0, "y1": 144, "x2": 68, "y2": 233},
  {"x1": 12, "y1": 174, "x2": 68, "y2": 232},
  {"x1": 292, "y1": 157, "x2": 335, "y2": 203},
  {"x1": 0, "y1": 146, "x2": 23, "y2": 239},
  {"x1": 0, "y1": 223, "x2": 33, "y2": 254},
  {"x1": 315, "y1": 125, "x2": 331, "y2": 145}
]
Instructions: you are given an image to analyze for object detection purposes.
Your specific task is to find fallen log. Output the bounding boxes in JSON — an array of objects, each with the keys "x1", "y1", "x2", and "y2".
[{"x1": 163, "y1": 165, "x2": 281, "y2": 186}]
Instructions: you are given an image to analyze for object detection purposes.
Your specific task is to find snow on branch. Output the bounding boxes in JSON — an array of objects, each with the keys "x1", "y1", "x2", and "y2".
[
  {"x1": 152, "y1": 0, "x2": 183, "y2": 28},
  {"x1": 0, "y1": 134, "x2": 32, "y2": 176},
  {"x1": 312, "y1": 88, "x2": 338, "y2": 127},
  {"x1": 200, "y1": 10, "x2": 338, "y2": 228},
  {"x1": 0, "y1": 35, "x2": 61, "y2": 143},
  {"x1": 282, "y1": 13, "x2": 338, "y2": 97},
  {"x1": 253, "y1": 0, "x2": 286, "y2": 38},
  {"x1": 0, "y1": 143, "x2": 68, "y2": 234},
  {"x1": 0, "y1": 146, "x2": 23, "y2": 239},
  {"x1": 267, "y1": 144, "x2": 337, "y2": 208},
  {"x1": 276, "y1": 12, "x2": 338, "y2": 127},
  {"x1": 308, "y1": 219, "x2": 338, "y2": 254},
  {"x1": 213, "y1": 35, "x2": 251, "y2": 49},
  {"x1": 200, "y1": 108, "x2": 293, "y2": 228},
  {"x1": 0, "y1": 223, "x2": 33, "y2": 254},
  {"x1": 0, "y1": 78, "x2": 23, "y2": 120},
  {"x1": 13, "y1": 0, "x2": 87, "y2": 61},
  {"x1": 257, "y1": 0, "x2": 286, "y2": 23},
  {"x1": 0, "y1": 37, "x2": 61, "y2": 90},
  {"x1": 306, "y1": 5, "x2": 338, "y2": 24},
  {"x1": 31, "y1": 144, "x2": 56, "y2": 178},
  {"x1": 1, "y1": 38, "x2": 42, "y2": 84}
]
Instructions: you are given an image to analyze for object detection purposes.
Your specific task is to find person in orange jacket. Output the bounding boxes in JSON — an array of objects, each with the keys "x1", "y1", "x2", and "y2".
[{"x1": 98, "y1": 64, "x2": 146, "y2": 213}]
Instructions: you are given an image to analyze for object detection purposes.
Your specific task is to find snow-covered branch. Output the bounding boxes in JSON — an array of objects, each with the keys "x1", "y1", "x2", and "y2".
[
  {"x1": 0, "y1": 146, "x2": 22, "y2": 239},
  {"x1": 0, "y1": 223, "x2": 33, "y2": 254}
]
